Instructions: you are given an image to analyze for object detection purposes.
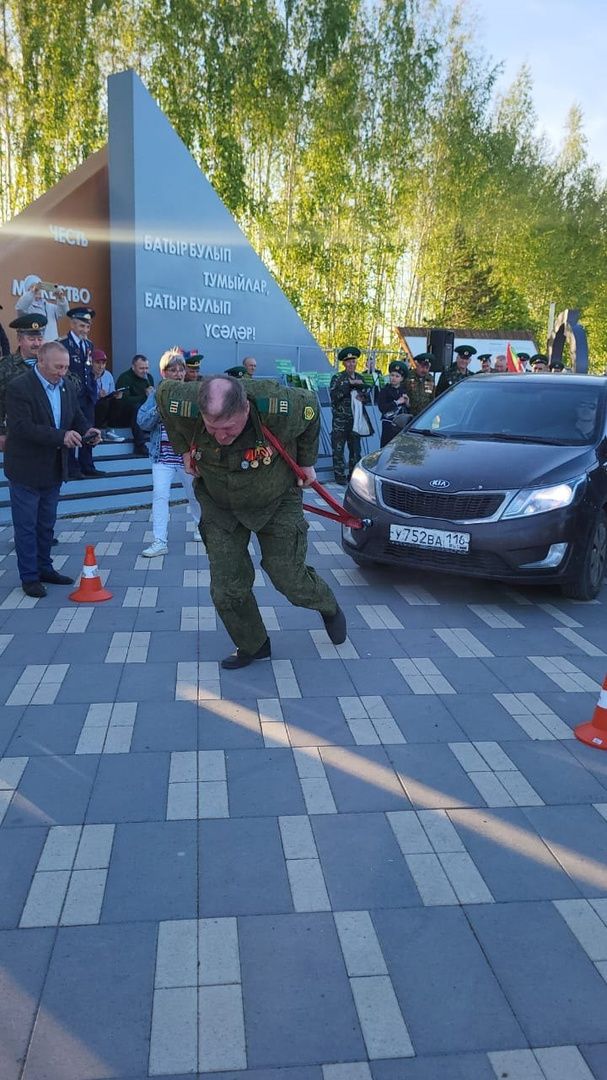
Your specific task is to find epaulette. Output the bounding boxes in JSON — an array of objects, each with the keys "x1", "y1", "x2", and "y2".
[
  {"x1": 167, "y1": 398, "x2": 200, "y2": 418},
  {"x1": 256, "y1": 396, "x2": 290, "y2": 417}
]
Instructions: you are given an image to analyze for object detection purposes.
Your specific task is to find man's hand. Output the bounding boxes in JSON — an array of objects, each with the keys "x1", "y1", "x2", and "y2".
[
  {"x1": 114, "y1": 389, "x2": 123, "y2": 399},
  {"x1": 183, "y1": 450, "x2": 197, "y2": 476},
  {"x1": 99, "y1": 388, "x2": 107, "y2": 398},
  {"x1": 63, "y1": 430, "x2": 82, "y2": 448},
  {"x1": 297, "y1": 465, "x2": 316, "y2": 489},
  {"x1": 83, "y1": 427, "x2": 102, "y2": 446},
  {"x1": 145, "y1": 386, "x2": 155, "y2": 397}
]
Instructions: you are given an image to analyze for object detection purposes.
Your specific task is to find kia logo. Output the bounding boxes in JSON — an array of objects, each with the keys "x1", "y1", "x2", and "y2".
[{"x1": 429, "y1": 479, "x2": 450, "y2": 488}]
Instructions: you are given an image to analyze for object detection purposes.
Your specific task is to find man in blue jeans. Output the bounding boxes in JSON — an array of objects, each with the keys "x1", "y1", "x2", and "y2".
[{"x1": 4, "y1": 341, "x2": 101, "y2": 597}]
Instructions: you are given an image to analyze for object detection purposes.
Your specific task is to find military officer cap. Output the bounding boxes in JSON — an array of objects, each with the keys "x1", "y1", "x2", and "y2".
[
  {"x1": 517, "y1": 352, "x2": 530, "y2": 362},
  {"x1": 549, "y1": 358, "x2": 565, "y2": 371},
  {"x1": 531, "y1": 353, "x2": 549, "y2": 365},
  {"x1": 9, "y1": 313, "x2": 48, "y2": 332},
  {"x1": 477, "y1": 353, "x2": 492, "y2": 362},
  {"x1": 413, "y1": 352, "x2": 434, "y2": 366},
  {"x1": 454, "y1": 344, "x2": 477, "y2": 358},
  {"x1": 388, "y1": 360, "x2": 408, "y2": 377},
  {"x1": 67, "y1": 306, "x2": 95, "y2": 320},
  {"x1": 337, "y1": 345, "x2": 361, "y2": 363},
  {"x1": 225, "y1": 365, "x2": 248, "y2": 378},
  {"x1": 183, "y1": 349, "x2": 203, "y2": 368}
]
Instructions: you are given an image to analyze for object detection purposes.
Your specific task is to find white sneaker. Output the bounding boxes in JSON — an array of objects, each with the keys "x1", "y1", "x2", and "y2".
[
  {"x1": 142, "y1": 540, "x2": 168, "y2": 557},
  {"x1": 102, "y1": 429, "x2": 126, "y2": 443}
]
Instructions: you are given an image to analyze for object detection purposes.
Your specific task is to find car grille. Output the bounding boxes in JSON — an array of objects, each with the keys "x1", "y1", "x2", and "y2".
[
  {"x1": 380, "y1": 481, "x2": 504, "y2": 521},
  {"x1": 382, "y1": 542, "x2": 509, "y2": 575}
]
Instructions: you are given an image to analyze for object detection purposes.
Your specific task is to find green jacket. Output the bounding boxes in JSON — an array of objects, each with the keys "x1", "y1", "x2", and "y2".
[
  {"x1": 156, "y1": 378, "x2": 321, "y2": 531},
  {"x1": 0, "y1": 352, "x2": 30, "y2": 434},
  {"x1": 405, "y1": 372, "x2": 435, "y2": 416},
  {"x1": 436, "y1": 366, "x2": 472, "y2": 396},
  {"x1": 115, "y1": 367, "x2": 154, "y2": 406}
]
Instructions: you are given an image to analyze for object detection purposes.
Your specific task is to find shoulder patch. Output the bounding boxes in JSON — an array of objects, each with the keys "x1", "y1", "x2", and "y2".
[
  {"x1": 303, "y1": 405, "x2": 315, "y2": 421},
  {"x1": 168, "y1": 399, "x2": 199, "y2": 418},
  {"x1": 265, "y1": 397, "x2": 290, "y2": 416}
]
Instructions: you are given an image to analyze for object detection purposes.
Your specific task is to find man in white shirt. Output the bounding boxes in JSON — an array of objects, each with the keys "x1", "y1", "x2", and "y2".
[{"x1": 15, "y1": 277, "x2": 69, "y2": 341}]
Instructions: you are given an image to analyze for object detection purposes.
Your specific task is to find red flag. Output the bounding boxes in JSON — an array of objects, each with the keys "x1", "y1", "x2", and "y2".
[{"x1": 506, "y1": 343, "x2": 524, "y2": 373}]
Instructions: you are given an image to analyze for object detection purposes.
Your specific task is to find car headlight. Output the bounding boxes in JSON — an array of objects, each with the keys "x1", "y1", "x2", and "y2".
[
  {"x1": 349, "y1": 464, "x2": 377, "y2": 504},
  {"x1": 502, "y1": 478, "x2": 583, "y2": 519}
]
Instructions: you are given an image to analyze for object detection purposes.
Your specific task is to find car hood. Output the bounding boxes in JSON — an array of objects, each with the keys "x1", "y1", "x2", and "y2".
[{"x1": 369, "y1": 432, "x2": 595, "y2": 491}]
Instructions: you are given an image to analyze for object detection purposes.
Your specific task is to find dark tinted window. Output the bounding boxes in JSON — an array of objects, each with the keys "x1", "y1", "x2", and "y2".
[{"x1": 411, "y1": 378, "x2": 605, "y2": 444}]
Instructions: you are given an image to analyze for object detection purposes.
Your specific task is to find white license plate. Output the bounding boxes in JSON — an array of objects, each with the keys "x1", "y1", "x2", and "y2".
[{"x1": 389, "y1": 524, "x2": 470, "y2": 553}]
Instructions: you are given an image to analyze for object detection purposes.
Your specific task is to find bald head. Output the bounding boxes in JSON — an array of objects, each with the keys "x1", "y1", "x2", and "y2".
[{"x1": 199, "y1": 375, "x2": 250, "y2": 444}]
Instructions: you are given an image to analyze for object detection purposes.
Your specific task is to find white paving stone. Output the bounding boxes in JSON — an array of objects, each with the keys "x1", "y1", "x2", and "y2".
[
  {"x1": 37, "y1": 826, "x2": 81, "y2": 871},
  {"x1": 198, "y1": 781, "x2": 229, "y2": 818},
  {"x1": 20, "y1": 870, "x2": 71, "y2": 927},
  {"x1": 534, "y1": 1045, "x2": 595, "y2": 1080},
  {"x1": 0, "y1": 756, "x2": 28, "y2": 790},
  {"x1": 334, "y1": 911, "x2": 388, "y2": 976},
  {"x1": 300, "y1": 776, "x2": 337, "y2": 814},
  {"x1": 74, "y1": 825, "x2": 115, "y2": 869},
  {"x1": 287, "y1": 858, "x2": 331, "y2": 911},
  {"x1": 199, "y1": 917, "x2": 241, "y2": 985},
  {"x1": 438, "y1": 852, "x2": 493, "y2": 904},
  {"x1": 47, "y1": 608, "x2": 93, "y2": 633},
  {"x1": 123, "y1": 586, "x2": 158, "y2": 608},
  {"x1": 554, "y1": 899, "x2": 607, "y2": 961},
  {"x1": 272, "y1": 659, "x2": 301, "y2": 698},
  {"x1": 350, "y1": 975, "x2": 414, "y2": 1058},
  {"x1": 198, "y1": 984, "x2": 247, "y2": 1072},
  {"x1": 279, "y1": 815, "x2": 318, "y2": 859},
  {"x1": 555, "y1": 626, "x2": 606, "y2": 656},
  {"x1": 180, "y1": 605, "x2": 216, "y2": 631},
  {"x1": 149, "y1": 987, "x2": 198, "y2": 1075},
  {"x1": 198, "y1": 750, "x2": 226, "y2": 781},
  {"x1": 488, "y1": 1049, "x2": 544, "y2": 1079},
  {"x1": 436, "y1": 628, "x2": 493, "y2": 657},
  {"x1": 405, "y1": 852, "x2": 459, "y2": 905},
  {"x1": 468, "y1": 604, "x2": 523, "y2": 629},
  {"x1": 60, "y1": 869, "x2": 107, "y2": 925},
  {"x1": 394, "y1": 584, "x2": 438, "y2": 605},
  {"x1": 387, "y1": 811, "x2": 432, "y2": 855},
  {"x1": 323, "y1": 1063, "x2": 372, "y2": 1079},
  {"x1": 417, "y1": 809, "x2": 466, "y2": 853}
]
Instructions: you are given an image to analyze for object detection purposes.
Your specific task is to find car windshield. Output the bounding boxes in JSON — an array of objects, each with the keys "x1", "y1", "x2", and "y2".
[{"x1": 409, "y1": 378, "x2": 605, "y2": 446}]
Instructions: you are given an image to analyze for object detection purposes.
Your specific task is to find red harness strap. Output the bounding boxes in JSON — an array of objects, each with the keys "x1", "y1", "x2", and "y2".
[{"x1": 260, "y1": 424, "x2": 365, "y2": 529}]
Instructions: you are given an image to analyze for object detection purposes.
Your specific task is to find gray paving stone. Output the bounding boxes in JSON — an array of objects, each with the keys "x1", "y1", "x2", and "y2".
[
  {"x1": 500, "y1": 742, "x2": 607, "y2": 805},
  {"x1": 102, "y1": 822, "x2": 197, "y2": 922},
  {"x1": 0, "y1": 708, "x2": 22, "y2": 757},
  {"x1": 271, "y1": 630, "x2": 323, "y2": 659},
  {"x1": 523, "y1": 804, "x2": 607, "y2": 896},
  {"x1": 86, "y1": 752, "x2": 169, "y2": 822},
  {"x1": 198, "y1": 699, "x2": 264, "y2": 749},
  {"x1": 312, "y1": 813, "x2": 420, "y2": 910},
  {"x1": 447, "y1": 807, "x2": 582, "y2": 901},
  {"x1": 2, "y1": 755, "x2": 98, "y2": 828},
  {"x1": 55, "y1": 663, "x2": 122, "y2": 703},
  {"x1": 440, "y1": 693, "x2": 531, "y2": 741},
  {"x1": 6, "y1": 704, "x2": 91, "y2": 757},
  {"x1": 371, "y1": 1054, "x2": 495, "y2": 1079},
  {"x1": 200, "y1": 1067, "x2": 322, "y2": 1078},
  {"x1": 384, "y1": 695, "x2": 467, "y2": 742},
  {"x1": 291, "y1": 659, "x2": 356, "y2": 696},
  {"x1": 466, "y1": 900, "x2": 607, "y2": 1045},
  {"x1": 386, "y1": 744, "x2": 487, "y2": 809},
  {"x1": 225, "y1": 749, "x2": 306, "y2": 817},
  {"x1": 239, "y1": 912, "x2": 365, "y2": 1068},
  {"x1": 431, "y1": 657, "x2": 509, "y2": 693},
  {"x1": 22, "y1": 923, "x2": 156, "y2": 1080},
  {"x1": 373, "y1": 906, "x2": 525, "y2": 1054},
  {"x1": 220, "y1": 663, "x2": 281, "y2": 699},
  {"x1": 319, "y1": 746, "x2": 409, "y2": 812},
  {"x1": 130, "y1": 700, "x2": 198, "y2": 751},
  {"x1": 199, "y1": 818, "x2": 293, "y2": 916},
  {"x1": 146, "y1": 629, "x2": 200, "y2": 661},
  {"x1": 346, "y1": 628, "x2": 403, "y2": 658},
  {"x1": 0, "y1": 928, "x2": 55, "y2": 1080},
  {"x1": 343, "y1": 659, "x2": 414, "y2": 696},
  {"x1": 2, "y1": 634, "x2": 62, "y2": 665},
  {"x1": 282, "y1": 698, "x2": 355, "y2": 747},
  {"x1": 50, "y1": 632, "x2": 113, "y2": 664},
  {"x1": 0, "y1": 829, "x2": 48, "y2": 927},
  {"x1": 580, "y1": 1044, "x2": 607, "y2": 1080},
  {"x1": 481, "y1": 656, "x2": 560, "y2": 693},
  {"x1": 117, "y1": 661, "x2": 179, "y2": 701}
]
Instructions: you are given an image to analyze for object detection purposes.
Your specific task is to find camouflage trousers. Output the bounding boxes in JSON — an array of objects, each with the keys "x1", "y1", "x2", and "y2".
[
  {"x1": 201, "y1": 492, "x2": 338, "y2": 654},
  {"x1": 331, "y1": 419, "x2": 361, "y2": 483}
]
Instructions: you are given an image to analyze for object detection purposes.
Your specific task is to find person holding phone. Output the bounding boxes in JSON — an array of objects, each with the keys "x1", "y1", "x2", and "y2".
[
  {"x1": 91, "y1": 349, "x2": 125, "y2": 442},
  {"x1": 15, "y1": 276, "x2": 69, "y2": 341}
]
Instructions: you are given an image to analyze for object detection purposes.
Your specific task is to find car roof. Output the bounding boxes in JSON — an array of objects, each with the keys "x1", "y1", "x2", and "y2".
[{"x1": 474, "y1": 374, "x2": 607, "y2": 390}]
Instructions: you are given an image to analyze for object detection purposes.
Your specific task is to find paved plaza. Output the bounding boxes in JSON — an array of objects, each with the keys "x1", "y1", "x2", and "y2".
[{"x1": 1, "y1": 493, "x2": 607, "y2": 1080}]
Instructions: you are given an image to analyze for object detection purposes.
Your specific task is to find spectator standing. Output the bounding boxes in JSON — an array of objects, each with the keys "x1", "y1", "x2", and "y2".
[
  {"x1": 242, "y1": 356, "x2": 257, "y2": 377},
  {"x1": 493, "y1": 355, "x2": 508, "y2": 373},
  {"x1": 405, "y1": 353, "x2": 436, "y2": 415},
  {"x1": 531, "y1": 353, "x2": 550, "y2": 373},
  {"x1": 137, "y1": 350, "x2": 202, "y2": 557},
  {"x1": 436, "y1": 345, "x2": 476, "y2": 395},
  {"x1": 91, "y1": 350, "x2": 125, "y2": 442},
  {"x1": 478, "y1": 354, "x2": 493, "y2": 372},
  {"x1": 59, "y1": 306, "x2": 103, "y2": 478},
  {"x1": 330, "y1": 346, "x2": 372, "y2": 485},
  {"x1": 378, "y1": 361, "x2": 410, "y2": 447},
  {"x1": 15, "y1": 278, "x2": 69, "y2": 341},
  {"x1": 4, "y1": 341, "x2": 100, "y2": 597},
  {"x1": 0, "y1": 314, "x2": 47, "y2": 448},
  {"x1": 115, "y1": 354, "x2": 155, "y2": 456}
]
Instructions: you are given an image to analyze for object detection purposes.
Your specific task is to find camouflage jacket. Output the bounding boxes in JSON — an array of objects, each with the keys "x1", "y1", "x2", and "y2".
[
  {"x1": 156, "y1": 378, "x2": 321, "y2": 531},
  {"x1": 0, "y1": 352, "x2": 30, "y2": 434},
  {"x1": 329, "y1": 371, "x2": 371, "y2": 423},
  {"x1": 436, "y1": 367, "x2": 473, "y2": 396},
  {"x1": 405, "y1": 372, "x2": 435, "y2": 416}
]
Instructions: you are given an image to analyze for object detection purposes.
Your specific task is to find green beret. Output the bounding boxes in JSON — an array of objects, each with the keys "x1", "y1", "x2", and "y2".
[
  {"x1": 9, "y1": 314, "x2": 48, "y2": 331},
  {"x1": 337, "y1": 346, "x2": 361, "y2": 363}
]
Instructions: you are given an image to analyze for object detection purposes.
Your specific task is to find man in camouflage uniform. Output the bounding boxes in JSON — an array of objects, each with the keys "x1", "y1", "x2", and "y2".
[
  {"x1": 0, "y1": 314, "x2": 47, "y2": 450},
  {"x1": 330, "y1": 345, "x2": 371, "y2": 484},
  {"x1": 436, "y1": 344, "x2": 477, "y2": 396},
  {"x1": 405, "y1": 352, "x2": 436, "y2": 415},
  {"x1": 156, "y1": 374, "x2": 346, "y2": 668}
]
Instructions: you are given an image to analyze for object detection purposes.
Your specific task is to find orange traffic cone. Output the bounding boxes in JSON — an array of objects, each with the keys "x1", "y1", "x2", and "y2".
[
  {"x1": 69, "y1": 544, "x2": 113, "y2": 603},
  {"x1": 575, "y1": 674, "x2": 607, "y2": 749}
]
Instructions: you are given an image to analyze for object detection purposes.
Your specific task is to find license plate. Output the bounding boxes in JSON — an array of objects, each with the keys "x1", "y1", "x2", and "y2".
[{"x1": 389, "y1": 524, "x2": 470, "y2": 553}]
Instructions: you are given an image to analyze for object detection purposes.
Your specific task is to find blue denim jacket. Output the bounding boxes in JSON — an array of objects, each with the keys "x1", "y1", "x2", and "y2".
[{"x1": 136, "y1": 392, "x2": 164, "y2": 462}]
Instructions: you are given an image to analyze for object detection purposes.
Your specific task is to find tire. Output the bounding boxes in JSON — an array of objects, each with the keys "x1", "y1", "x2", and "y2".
[{"x1": 561, "y1": 510, "x2": 607, "y2": 601}]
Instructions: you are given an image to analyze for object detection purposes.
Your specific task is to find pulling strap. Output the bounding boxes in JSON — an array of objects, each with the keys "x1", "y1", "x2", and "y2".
[{"x1": 260, "y1": 424, "x2": 365, "y2": 529}]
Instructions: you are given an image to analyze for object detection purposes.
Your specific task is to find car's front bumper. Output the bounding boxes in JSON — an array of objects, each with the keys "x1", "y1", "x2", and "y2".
[{"x1": 341, "y1": 486, "x2": 589, "y2": 585}]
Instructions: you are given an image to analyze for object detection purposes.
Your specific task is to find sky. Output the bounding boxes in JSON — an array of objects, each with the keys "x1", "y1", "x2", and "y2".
[{"x1": 471, "y1": 0, "x2": 607, "y2": 175}]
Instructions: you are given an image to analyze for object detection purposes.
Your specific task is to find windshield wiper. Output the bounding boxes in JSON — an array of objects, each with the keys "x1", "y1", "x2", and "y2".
[
  {"x1": 479, "y1": 433, "x2": 572, "y2": 445},
  {"x1": 410, "y1": 427, "x2": 448, "y2": 437}
]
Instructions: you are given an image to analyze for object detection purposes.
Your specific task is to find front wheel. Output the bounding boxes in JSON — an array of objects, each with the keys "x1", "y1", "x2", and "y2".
[{"x1": 561, "y1": 511, "x2": 607, "y2": 601}]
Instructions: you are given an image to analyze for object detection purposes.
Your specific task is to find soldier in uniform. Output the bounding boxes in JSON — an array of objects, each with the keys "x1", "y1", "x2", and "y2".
[
  {"x1": 225, "y1": 365, "x2": 249, "y2": 379},
  {"x1": 156, "y1": 374, "x2": 347, "y2": 669},
  {"x1": 531, "y1": 353, "x2": 550, "y2": 373},
  {"x1": 478, "y1": 354, "x2": 493, "y2": 373},
  {"x1": 0, "y1": 314, "x2": 47, "y2": 449},
  {"x1": 329, "y1": 346, "x2": 371, "y2": 485},
  {"x1": 59, "y1": 306, "x2": 102, "y2": 478},
  {"x1": 436, "y1": 344, "x2": 476, "y2": 396},
  {"x1": 183, "y1": 350, "x2": 203, "y2": 382},
  {"x1": 405, "y1": 352, "x2": 436, "y2": 415}
]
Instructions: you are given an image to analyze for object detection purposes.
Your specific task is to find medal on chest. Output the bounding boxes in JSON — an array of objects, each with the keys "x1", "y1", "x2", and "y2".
[{"x1": 241, "y1": 442, "x2": 273, "y2": 470}]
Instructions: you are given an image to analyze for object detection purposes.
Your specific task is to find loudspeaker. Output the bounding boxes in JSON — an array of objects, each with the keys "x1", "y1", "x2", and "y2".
[{"x1": 426, "y1": 328, "x2": 455, "y2": 373}]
